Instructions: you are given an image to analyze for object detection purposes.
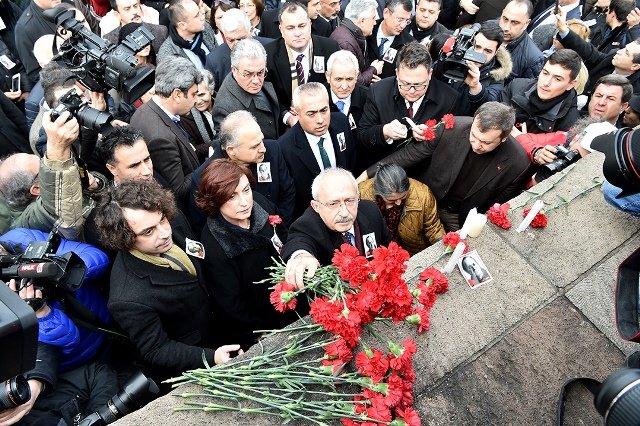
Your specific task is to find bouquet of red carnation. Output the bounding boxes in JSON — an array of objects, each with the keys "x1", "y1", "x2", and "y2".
[
  {"x1": 487, "y1": 203, "x2": 512, "y2": 229},
  {"x1": 422, "y1": 114, "x2": 455, "y2": 141}
]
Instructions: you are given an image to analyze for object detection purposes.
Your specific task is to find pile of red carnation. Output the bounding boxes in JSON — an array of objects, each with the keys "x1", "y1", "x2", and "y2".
[{"x1": 270, "y1": 242, "x2": 449, "y2": 425}]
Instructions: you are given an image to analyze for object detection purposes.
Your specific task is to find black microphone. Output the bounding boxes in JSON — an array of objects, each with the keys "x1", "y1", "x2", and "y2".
[{"x1": 2, "y1": 262, "x2": 60, "y2": 280}]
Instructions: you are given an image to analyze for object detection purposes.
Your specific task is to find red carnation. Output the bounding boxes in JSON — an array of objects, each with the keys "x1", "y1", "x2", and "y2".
[
  {"x1": 369, "y1": 242, "x2": 410, "y2": 278},
  {"x1": 405, "y1": 307, "x2": 431, "y2": 334},
  {"x1": 523, "y1": 208, "x2": 548, "y2": 228},
  {"x1": 419, "y1": 267, "x2": 449, "y2": 294},
  {"x1": 268, "y1": 215, "x2": 282, "y2": 226},
  {"x1": 324, "y1": 337, "x2": 354, "y2": 364},
  {"x1": 414, "y1": 282, "x2": 437, "y2": 309},
  {"x1": 468, "y1": 278, "x2": 475, "y2": 287},
  {"x1": 388, "y1": 339, "x2": 417, "y2": 373},
  {"x1": 332, "y1": 244, "x2": 370, "y2": 286},
  {"x1": 442, "y1": 114, "x2": 455, "y2": 129},
  {"x1": 487, "y1": 203, "x2": 512, "y2": 230},
  {"x1": 355, "y1": 347, "x2": 389, "y2": 383},
  {"x1": 441, "y1": 231, "x2": 469, "y2": 254},
  {"x1": 394, "y1": 407, "x2": 422, "y2": 426},
  {"x1": 269, "y1": 281, "x2": 297, "y2": 312},
  {"x1": 425, "y1": 119, "x2": 437, "y2": 128},
  {"x1": 422, "y1": 127, "x2": 435, "y2": 141}
]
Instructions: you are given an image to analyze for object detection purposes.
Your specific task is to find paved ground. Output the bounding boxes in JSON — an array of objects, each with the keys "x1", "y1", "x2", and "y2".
[{"x1": 116, "y1": 152, "x2": 640, "y2": 425}]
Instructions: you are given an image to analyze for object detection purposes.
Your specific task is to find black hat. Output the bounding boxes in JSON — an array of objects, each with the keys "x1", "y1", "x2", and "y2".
[
  {"x1": 629, "y1": 95, "x2": 640, "y2": 114},
  {"x1": 591, "y1": 128, "x2": 640, "y2": 197}
]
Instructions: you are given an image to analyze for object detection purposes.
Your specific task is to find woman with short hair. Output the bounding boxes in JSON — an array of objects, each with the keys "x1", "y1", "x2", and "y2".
[{"x1": 358, "y1": 163, "x2": 445, "y2": 255}]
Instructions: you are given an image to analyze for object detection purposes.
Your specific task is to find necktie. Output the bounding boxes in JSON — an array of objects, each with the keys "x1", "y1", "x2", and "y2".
[
  {"x1": 378, "y1": 37, "x2": 388, "y2": 57},
  {"x1": 295, "y1": 54, "x2": 305, "y2": 85},
  {"x1": 317, "y1": 137, "x2": 332, "y2": 169},
  {"x1": 172, "y1": 117, "x2": 191, "y2": 142},
  {"x1": 336, "y1": 100, "x2": 345, "y2": 113},
  {"x1": 343, "y1": 231, "x2": 355, "y2": 246},
  {"x1": 408, "y1": 102, "x2": 414, "y2": 119}
]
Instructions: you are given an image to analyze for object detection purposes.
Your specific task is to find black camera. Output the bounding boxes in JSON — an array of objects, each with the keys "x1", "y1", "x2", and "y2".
[
  {"x1": 43, "y1": 6, "x2": 155, "y2": 104},
  {"x1": 542, "y1": 145, "x2": 582, "y2": 174},
  {"x1": 78, "y1": 372, "x2": 159, "y2": 426},
  {"x1": 439, "y1": 23, "x2": 487, "y2": 81},
  {"x1": 50, "y1": 89, "x2": 114, "y2": 135},
  {"x1": 0, "y1": 375, "x2": 31, "y2": 411},
  {"x1": 0, "y1": 232, "x2": 87, "y2": 307}
]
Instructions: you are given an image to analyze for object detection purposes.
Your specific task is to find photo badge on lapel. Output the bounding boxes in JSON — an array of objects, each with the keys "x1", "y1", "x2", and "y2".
[
  {"x1": 257, "y1": 162, "x2": 272, "y2": 183},
  {"x1": 362, "y1": 232, "x2": 377, "y2": 259},
  {"x1": 383, "y1": 48, "x2": 397, "y2": 63},
  {"x1": 337, "y1": 132, "x2": 346, "y2": 152},
  {"x1": 348, "y1": 114, "x2": 357, "y2": 130},
  {"x1": 313, "y1": 56, "x2": 325, "y2": 73},
  {"x1": 185, "y1": 238, "x2": 205, "y2": 259}
]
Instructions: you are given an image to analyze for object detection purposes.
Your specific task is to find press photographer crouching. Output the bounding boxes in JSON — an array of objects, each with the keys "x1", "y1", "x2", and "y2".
[
  {"x1": 432, "y1": 20, "x2": 512, "y2": 116},
  {"x1": 0, "y1": 228, "x2": 119, "y2": 425}
]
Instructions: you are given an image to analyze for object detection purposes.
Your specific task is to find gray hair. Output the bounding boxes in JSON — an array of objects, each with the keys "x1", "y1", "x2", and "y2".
[
  {"x1": 199, "y1": 69, "x2": 216, "y2": 95},
  {"x1": 230, "y1": 38, "x2": 267, "y2": 68},
  {"x1": 154, "y1": 56, "x2": 203, "y2": 97},
  {"x1": 345, "y1": 0, "x2": 378, "y2": 21},
  {"x1": 327, "y1": 50, "x2": 359, "y2": 75},
  {"x1": 220, "y1": 110, "x2": 257, "y2": 149},
  {"x1": 221, "y1": 8, "x2": 251, "y2": 33},
  {"x1": 0, "y1": 167, "x2": 38, "y2": 209},
  {"x1": 292, "y1": 82, "x2": 328, "y2": 110},
  {"x1": 373, "y1": 164, "x2": 409, "y2": 197},
  {"x1": 311, "y1": 168, "x2": 359, "y2": 200},
  {"x1": 474, "y1": 102, "x2": 516, "y2": 138}
]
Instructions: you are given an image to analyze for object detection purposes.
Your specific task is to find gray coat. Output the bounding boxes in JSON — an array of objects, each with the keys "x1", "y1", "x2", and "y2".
[
  {"x1": 156, "y1": 23, "x2": 218, "y2": 66},
  {"x1": 212, "y1": 74, "x2": 281, "y2": 139}
]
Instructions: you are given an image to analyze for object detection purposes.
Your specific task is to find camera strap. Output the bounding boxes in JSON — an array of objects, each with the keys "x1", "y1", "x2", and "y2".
[
  {"x1": 62, "y1": 294, "x2": 127, "y2": 340},
  {"x1": 556, "y1": 377, "x2": 601, "y2": 425},
  {"x1": 71, "y1": 146, "x2": 90, "y2": 191}
]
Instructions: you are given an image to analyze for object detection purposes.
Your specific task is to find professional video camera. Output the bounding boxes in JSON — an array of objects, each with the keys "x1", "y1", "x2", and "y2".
[
  {"x1": 50, "y1": 88, "x2": 114, "y2": 135},
  {"x1": 0, "y1": 231, "x2": 87, "y2": 308},
  {"x1": 439, "y1": 23, "x2": 486, "y2": 82},
  {"x1": 43, "y1": 6, "x2": 155, "y2": 104},
  {"x1": 79, "y1": 372, "x2": 159, "y2": 426}
]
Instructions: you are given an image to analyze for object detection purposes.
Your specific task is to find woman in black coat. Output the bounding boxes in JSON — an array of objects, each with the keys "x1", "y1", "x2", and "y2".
[
  {"x1": 95, "y1": 180, "x2": 241, "y2": 385},
  {"x1": 196, "y1": 159, "x2": 303, "y2": 350}
]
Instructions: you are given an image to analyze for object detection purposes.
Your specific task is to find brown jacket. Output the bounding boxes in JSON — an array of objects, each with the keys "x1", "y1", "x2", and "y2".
[{"x1": 359, "y1": 178, "x2": 444, "y2": 256}]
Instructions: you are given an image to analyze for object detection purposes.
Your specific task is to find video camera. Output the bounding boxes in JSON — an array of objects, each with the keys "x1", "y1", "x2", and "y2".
[
  {"x1": 0, "y1": 232, "x2": 87, "y2": 308},
  {"x1": 439, "y1": 23, "x2": 486, "y2": 82},
  {"x1": 43, "y1": 6, "x2": 155, "y2": 104}
]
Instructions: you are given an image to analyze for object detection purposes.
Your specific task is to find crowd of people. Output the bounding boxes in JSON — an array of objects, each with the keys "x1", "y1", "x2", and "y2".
[{"x1": 1, "y1": 0, "x2": 640, "y2": 422}]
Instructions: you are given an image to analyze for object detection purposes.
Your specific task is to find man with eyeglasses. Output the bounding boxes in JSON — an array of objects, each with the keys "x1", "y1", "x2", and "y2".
[
  {"x1": 278, "y1": 82, "x2": 356, "y2": 218},
  {"x1": 213, "y1": 39, "x2": 281, "y2": 139},
  {"x1": 365, "y1": 0, "x2": 415, "y2": 80},
  {"x1": 355, "y1": 41, "x2": 457, "y2": 172},
  {"x1": 281, "y1": 167, "x2": 391, "y2": 289}
]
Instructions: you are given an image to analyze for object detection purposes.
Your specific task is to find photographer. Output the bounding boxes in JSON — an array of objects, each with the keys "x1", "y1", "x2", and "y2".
[
  {"x1": 0, "y1": 228, "x2": 117, "y2": 425},
  {"x1": 434, "y1": 20, "x2": 512, "y2": 116}
]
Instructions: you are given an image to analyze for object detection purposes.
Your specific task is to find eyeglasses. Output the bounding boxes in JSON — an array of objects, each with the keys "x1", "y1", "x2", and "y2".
[
  {"x1": 397, "y1": 81, "x2": 429, "y2": 91},
  {"x1": 239, "y1": 2, "x2": 256, "y2": 8},
  {"x1": 315, "y1": 197, "x2": 359, "y2": 211},
  {"x1": 393, "y1": 16, "x2": 411, "y2": 25},
  {"x1": 235, "y1": 68, "x2": 268, "y2": 79}
]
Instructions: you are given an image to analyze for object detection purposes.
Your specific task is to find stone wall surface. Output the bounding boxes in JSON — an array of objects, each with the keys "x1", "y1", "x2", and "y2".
[{"x1": 115, "y1": 153, "x2": 640, "y2": 425}]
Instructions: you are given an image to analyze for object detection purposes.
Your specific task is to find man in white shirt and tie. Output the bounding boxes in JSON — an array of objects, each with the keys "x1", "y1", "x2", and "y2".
[{"x1": 325, "y1": 50, "x2": 370, "y2": 131}]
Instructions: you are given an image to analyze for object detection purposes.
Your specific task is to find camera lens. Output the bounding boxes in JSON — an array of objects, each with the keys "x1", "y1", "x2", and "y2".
[
  {"x1": 595, "y1": 368, "x2": 640, "y2": 425},
  {"x1": 0, "y1": 375, "x2": 31, "y2": 410},
  {"x1": 76, "y1": 105, "x2": 112, "y2": 133}
]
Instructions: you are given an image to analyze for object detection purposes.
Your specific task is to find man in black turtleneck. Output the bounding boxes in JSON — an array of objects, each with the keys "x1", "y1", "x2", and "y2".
[
  {"x1": 500, "y1": 49, "x2": 580, "y2": 133},
  {"x1": 410, "y1": 0, "x2": 451, "y2": 44}
]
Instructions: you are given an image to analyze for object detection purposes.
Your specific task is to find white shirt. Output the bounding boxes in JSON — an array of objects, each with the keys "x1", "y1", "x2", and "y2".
[
  {"x1": 331, "y1": 92, "x2": 351, "y2": 116},
  {"x1": 376, "y1": 26, "x2": 395, "y2": 55},
  {"x1": 405, "y1": 94, "x2": 425, "y2": 119},
  {"x1": 290, "y1": 45, "x2": 311, "y2": 83},
  {"x1": 305, "y1": 131, "x2": 336, "y2": 170}
]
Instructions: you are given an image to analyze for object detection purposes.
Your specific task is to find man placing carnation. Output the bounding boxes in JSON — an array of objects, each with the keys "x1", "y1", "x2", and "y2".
[{"x1": 358, "y1": 102, "x2": 532, "y2": 231}]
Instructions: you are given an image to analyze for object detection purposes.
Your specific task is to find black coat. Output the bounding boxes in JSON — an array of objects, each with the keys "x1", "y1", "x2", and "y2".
[
  {"x1": 355, "y1": 76, "x2": 458, "y2": 171},
  {"x1": 365, "y1": 116, "x2": 532, "y2": 227},
  {"x1": 504, "y1": 31, "x2": 544, "y2": 84},
  {"x1": 556, "y1": 29, "x2": 640, "y2": 97},
  {"x1": 130, "y1": 99, "x2": 202, "y2": 209},
  {"x1": 107, "y1": 213, "x2": 218, "y2": 381},
  {"x1": 281, "y1": 200, "x2": 392, "y2": 265},
  {"x1": 0, "y1": 92, "x2": 29, "y2": 156},
  {"x1": 326, "y1": 82, "x2": 369, "y2": 131},
  {"x1": 501, "y1": 78, "x2": 579, "y2": 133},
  {"x1": 189, "y1": 139, "x2": 296, "y2": 233},
  {"x1": 277, "y1": 112, "x2": 356, "y2": 218},
  {"x1": 264, "y1": 35, "x2": 339, "y2": 114},
  {"x1": 365, "y1": 22, "x2": 415, "y2": 79},
  {"x1": 200, "y1": 193, "x2": 302, "y2": 349}
]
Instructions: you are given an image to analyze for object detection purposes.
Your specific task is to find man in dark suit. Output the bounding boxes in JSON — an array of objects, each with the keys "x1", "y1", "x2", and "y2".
[
  {"x1": 212, "y1": 38, "x2": 281, "y2": 139},
  {"x1": 325, "y1": 50, "x2": 369, "y2": 131},
  {"x1": 264, "y1": 2, "x2": 340, "y2": 128},
  {"x1": 261, "y1": 0, "x2": 332, "y2": 39},
  {"x1": 355, "y1": 41, "x2": 458, "y2": 172},
  {"x1": 130, "y1": 56, "x2": 202, "y2": 209},
  {"x1": 189, "y1": 111, "x2": 296, "y2": 232},
  {"x1": 281, "y1": 167, "x2": 392, "y2": 288},
  {"x1": 278, "y1": 82, "x2": 356, "y2": 218},
  {"x1": 102, "y1": 0, "x2": 168, "y2": 53},
  {"x1": 360, "y1": 102, "x2": 532, "y2": 231},
  {"x1": 365, "y1": 0, "x2": 415, "y2": 80}
]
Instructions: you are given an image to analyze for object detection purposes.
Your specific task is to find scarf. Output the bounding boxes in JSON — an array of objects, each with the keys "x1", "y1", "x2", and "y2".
[
  {"x1": 206, "y1": 201, "x2": 271, "y2": 258},
  {"x1": 169, "y1": 24, "x2": 207, "y2": 66},
  {"x1": 376, "y1": 196, "x2": 403, "y2": 242},
  {"x1": 528, "y1": 89, "x2": 570, "y2": 117},
  {"x1": 130, "y1": 244, "x2": 196, "y2": 276}
]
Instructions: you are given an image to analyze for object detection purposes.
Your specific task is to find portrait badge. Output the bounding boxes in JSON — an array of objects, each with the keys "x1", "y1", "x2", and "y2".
[
  {"x1": 348, "y1": 114, "x2": 357, "y2": 130},
  {"x1": 185, "y1": 238, "x2": 205, "y2": 259},
  {"x1": 337, "y1": 132, "x2": 346, "y2": 152},
  {"x1": 257, "y1": 162, "x2": 272, "y2": 183},
  {"x1": 313, "y1": 56, "x2": 325, "y2": 73},
  {"x1": 383, "y1": 48, "x2": 397, "y2": 64},
  {"x1": 362, "y1": 232, "x2": 377, "y2": 259}
]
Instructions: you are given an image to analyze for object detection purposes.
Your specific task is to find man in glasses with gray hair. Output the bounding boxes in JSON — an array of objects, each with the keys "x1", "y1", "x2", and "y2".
[{"x1": 355, "y1": 41, "x2": 457, "y2": 172}]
